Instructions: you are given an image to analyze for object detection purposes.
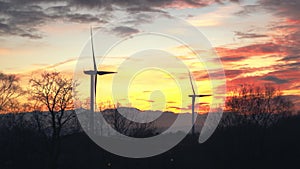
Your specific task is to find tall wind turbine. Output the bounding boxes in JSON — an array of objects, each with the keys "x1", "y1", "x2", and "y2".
[
  {"x1": 188, "y1": 71, "x2": 211, "y2": 136},
  {"x1": 84, "y1": 27, "x2": 116, "y2": 134}
]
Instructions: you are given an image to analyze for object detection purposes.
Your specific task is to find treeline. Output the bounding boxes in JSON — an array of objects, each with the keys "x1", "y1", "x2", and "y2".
[
  {"x1": 0, "y1": 71, "x2": 298, "y2": 169},
  {"x1": 0, "y1": 110, "x2": 300, "y2": 169}
]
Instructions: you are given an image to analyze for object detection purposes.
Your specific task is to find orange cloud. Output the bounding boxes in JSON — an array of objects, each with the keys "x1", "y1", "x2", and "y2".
[{"x1": 216, "y1": 43, "x2": 285, "y2": 59}]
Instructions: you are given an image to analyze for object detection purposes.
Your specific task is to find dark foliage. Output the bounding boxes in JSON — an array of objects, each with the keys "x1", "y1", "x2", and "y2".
[{"x1": 0, "y1": 113, "x2": 300, "y2": 169}]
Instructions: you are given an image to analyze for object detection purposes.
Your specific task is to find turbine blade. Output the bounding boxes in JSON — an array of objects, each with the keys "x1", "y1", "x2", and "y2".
[
  {"x1": 90, "y1": 26, "x2": 97, "y2": 71},
  {"x1": 195, "y1": 94, "x2": 212, "y2": 97},
  {"x1": 189, "y1": 71, "x2": 196, "y2": 95},
  {"x1": 97, "y1": 71, "x2": 117, "y2": 75}
]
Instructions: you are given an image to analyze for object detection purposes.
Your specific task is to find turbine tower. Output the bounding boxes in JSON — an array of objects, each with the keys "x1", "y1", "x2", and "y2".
[
  {"x1": 84, "y1": 27, "x2": 116, "y2": 134},
  {"x1": 188, "y1": 71, "x2": 211, "y2": 136}
]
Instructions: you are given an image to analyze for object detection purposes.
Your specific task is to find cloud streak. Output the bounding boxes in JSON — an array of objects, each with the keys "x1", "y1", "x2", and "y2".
[
  {"x1": 112, "y1": 26, "x2": 140, "y2": 37},
  {"x1": 260, "y1": 76, "x2": 289, "y2": 84},
  {"x1": 234, "y1": 31, "x2": 268, "y2": 39}
]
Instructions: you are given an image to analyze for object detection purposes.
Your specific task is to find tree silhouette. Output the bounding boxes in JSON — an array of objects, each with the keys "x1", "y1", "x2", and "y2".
[
  {"x1": 226, "y1": 84, "x2": 294, "y2": 126},
  {"x1": 29, "y1": 71, "x2": 78, "y2": 169},
  {"x1": 224, "y1": 84, "x2": 295, "y2": 160},
  {"x1": 102, "y1": 105, "x2": 157, "y2": 137},
  {"x1": 0, "y1": 72, "x2": 24, "y2": 113}
]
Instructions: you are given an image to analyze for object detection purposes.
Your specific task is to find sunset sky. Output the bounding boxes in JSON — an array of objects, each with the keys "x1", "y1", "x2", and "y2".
[{"x1": 0, "y1": 0, "x2": 299, "y2": 112}]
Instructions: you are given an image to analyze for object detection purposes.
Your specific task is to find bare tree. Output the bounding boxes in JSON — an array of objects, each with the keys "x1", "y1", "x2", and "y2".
[
  {"x1": 22, "y1": 101, "x2": 48, "y2": 136},
  {"x1": 225, "y1": 84, "x2": 294, "y2": 127},
  {"x1": 0, "y1": 72, "x2": 24, "y2": 113},
  {"x1": 224, "y1": 84, "x2": 294, "y2": 160},
  {"x1": 102, "y1": 105, "x2": 157, "y2": 137},
  {"x1": 29, "y1": 71, "x2": 78, "y2": 169}
]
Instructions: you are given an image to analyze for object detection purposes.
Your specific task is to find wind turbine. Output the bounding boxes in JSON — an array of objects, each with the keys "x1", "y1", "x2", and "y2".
[
  {"x1": 188, "y1": 71, "x2": 211, "y2": 136},
  {"x1": 84, "y1": 27, "x2": 116, "y2": 134}
]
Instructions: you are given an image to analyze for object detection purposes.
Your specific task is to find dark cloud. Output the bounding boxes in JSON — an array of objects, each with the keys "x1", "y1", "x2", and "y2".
[
  {"x1": 0, "y1": 21, "x2": 42, "y2": 39},
  {"x1": 126, "y1": 6, "x2": 167, "y2": 14},
  {"x1": 234, "y1": 31, "x2": 268, "y2": 39},
  {"x1": 112, "y1": 26, "x2": 140, "y2": 37},
  {"x1": 0, "y1": 2, "x2": 49, "y2": 38},
  {"x1": 225, "y1": 69, "x2": 243, "y2": 79},
  {"x1": 279, "y1": 55, "x2": 299, "y2": 62},
  {"x1": 259, "y1": 0, "x2": 300, "y2": 21},
  {"x1": 45, "y1": 6, "x2": 71, "y2": 14},
  {"x1": 70, "y1": 0, "x2": 240, "y2": 10},
  {"x1": 0, "y1": 1, "x2": 108, "y2": 39},
  {"x1": 234, "y1": 5, "x2": 260, "y2": 16},
  {"x1": 0, "y1": 23, "x2": 11, "y2": 34},
  {"x1": 69, "y1": 0, "x2": 113, "y2": 9},
  {"x1": 242, "y1": 43, "x2": 280, "y2": 53},
  {"x1": 272, "y1": 58, "x2": 300, "y2": 73},
  {"x1": 285, "y1": 62, "x2": 300, "y2": 70},
  {"x1": 120, "y1": 12, "x2": 167, "y2": 29},
  {"x1": 20, "y1": 32, "x2": 42, "y2": 39},
  {"x1": 260, "y1": 0, "x2": 300, "y2": 62},
  {"x1": 193, "y1": 69, "x2": 226, "y2": 80},
  {"x1": 217, "y1": 43, "x2": 283, "y2": 61},
  {"x1": 0, "y1": 0, "x2": 241, "y2": 39},
  {"x1": 236, "y1": 0, "x2": 300, "y2": 57},
  {"x1": 236, "y1": 0, "x2": 300, "y2": 20},
  {"x1": 260, "y1": 76, "x2": 289, "y2": 84},
  {"x1": 221, "y1": 55, "x2": 246, "y2": 62},
  {"x1": 264, "y1": 68, "x2": 300, "y2": 84},
  {"x1": 65, "y1": 13, "x2": 104, "y2": 23}
]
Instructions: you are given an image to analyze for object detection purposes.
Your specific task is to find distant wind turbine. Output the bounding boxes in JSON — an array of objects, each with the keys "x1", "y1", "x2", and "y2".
[
  {"x1": 84, "y1": 27, "x2": 116, "y2": 134},
  {"x1": 188, "y1": 71, "x2": 211, "y2": 136}
]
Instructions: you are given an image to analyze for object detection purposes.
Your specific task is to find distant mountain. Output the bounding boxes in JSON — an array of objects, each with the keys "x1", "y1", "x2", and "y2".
[
  {"x1": 76, "y1": 107, "x2": 209, "y2": 134},
  {"x1": 0, "y1": 107, "x2": 210, "y2": 136}
]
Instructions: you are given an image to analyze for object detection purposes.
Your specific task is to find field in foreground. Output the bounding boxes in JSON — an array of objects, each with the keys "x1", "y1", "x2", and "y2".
[{"x1": 0, "y1": 113, "x2": 300, "y2": 169}]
